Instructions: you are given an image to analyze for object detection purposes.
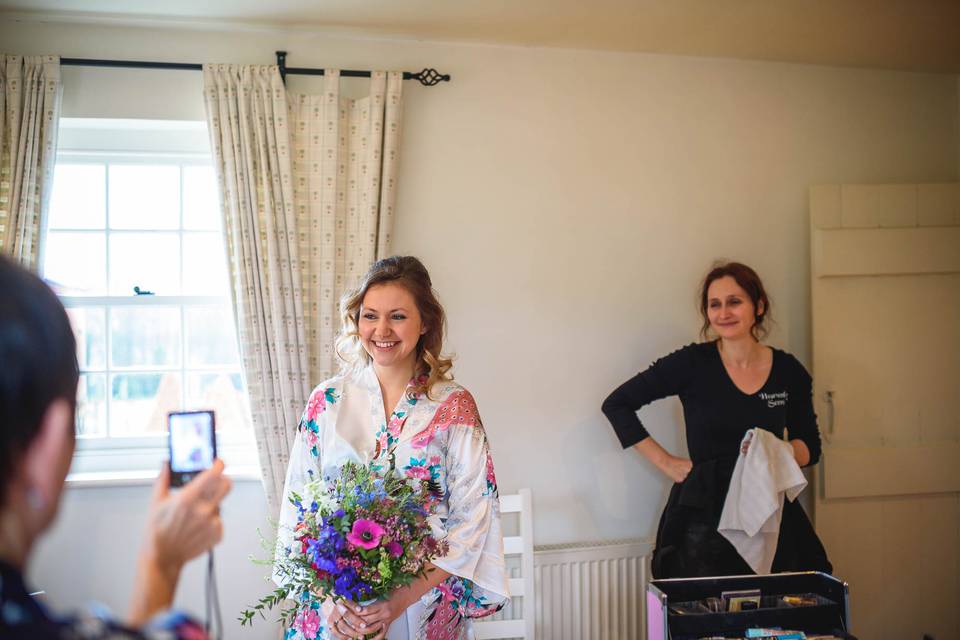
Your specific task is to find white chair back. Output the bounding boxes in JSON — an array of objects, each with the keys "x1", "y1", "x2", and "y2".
[{"x1": 473, "y1": 488, "x2": 535, "y2": 639}]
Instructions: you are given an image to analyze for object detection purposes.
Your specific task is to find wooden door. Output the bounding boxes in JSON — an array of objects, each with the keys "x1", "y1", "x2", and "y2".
[{"x1": 810, "y1": 183, "x2": 960, "y2": 640}]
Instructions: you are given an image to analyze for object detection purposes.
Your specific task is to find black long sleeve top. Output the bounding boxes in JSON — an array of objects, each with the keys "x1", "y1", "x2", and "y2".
[
  {"x1": 0, "y1": 560, "x2": 206, "y2": 639},
  {"x1": 601, "y1": 341, "x2": 822, "y2": 466}
]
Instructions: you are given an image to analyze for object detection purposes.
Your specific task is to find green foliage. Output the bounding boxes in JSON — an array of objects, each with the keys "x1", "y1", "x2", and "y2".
[
  {"x1": 241, "y1": 461, "x2": 447, "y2": 628},
  {"x1": 238, "y1": 586, "x2": 293, "y2": 627}
]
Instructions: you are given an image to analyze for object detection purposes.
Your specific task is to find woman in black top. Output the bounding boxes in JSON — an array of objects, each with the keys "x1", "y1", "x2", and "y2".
[{"x1": 601, "y1": 262, "x2": 831, "y2": 579}]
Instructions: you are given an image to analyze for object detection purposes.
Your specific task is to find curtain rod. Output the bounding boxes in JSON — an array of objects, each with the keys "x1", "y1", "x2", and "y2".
[{"x1": 60, "y1": 50, "x2": 451, "y2": 86}]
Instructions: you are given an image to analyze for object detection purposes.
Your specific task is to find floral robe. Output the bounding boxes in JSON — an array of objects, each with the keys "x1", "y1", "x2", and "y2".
[{"x1": 275, "y1": 367, "x2": 509, "y2": 640}]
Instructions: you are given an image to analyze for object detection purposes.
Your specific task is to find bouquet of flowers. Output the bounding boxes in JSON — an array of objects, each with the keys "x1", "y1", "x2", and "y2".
[{"x1": 241, "y1": 461, "x2": 448, "y2": 631}]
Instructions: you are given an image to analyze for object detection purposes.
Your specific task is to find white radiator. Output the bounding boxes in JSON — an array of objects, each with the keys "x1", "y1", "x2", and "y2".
[{"x1": 533, "y1": 540, "x2": 652, "y2": 640}]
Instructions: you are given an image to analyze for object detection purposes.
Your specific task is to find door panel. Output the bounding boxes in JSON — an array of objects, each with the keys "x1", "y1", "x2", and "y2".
[
  {"x1": 810, "y1": 183, "x2": 960, "y2": 640},
  {"x1": 813, "y1": 272, "x2": 960, "y2": 448},
  {"x1": 822, "y1": 444, "x2": 960, "y2": 498}
]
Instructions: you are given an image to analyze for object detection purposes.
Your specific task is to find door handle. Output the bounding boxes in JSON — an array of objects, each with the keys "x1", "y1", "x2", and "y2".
[{"x1": 823, "y1": 389, "x2": 835, "y2": 442}]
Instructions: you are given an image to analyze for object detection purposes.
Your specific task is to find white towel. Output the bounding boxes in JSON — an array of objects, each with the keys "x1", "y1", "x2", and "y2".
[{"x1": 718, "y1": 428, "x2": 807, "y2": 574}]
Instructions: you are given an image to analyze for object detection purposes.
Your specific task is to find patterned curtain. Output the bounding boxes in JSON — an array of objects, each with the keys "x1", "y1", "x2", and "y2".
[
  {"x1": 203, "y1": 64, "x2": 309, "y2": 519},
  {"x1": 0, "y1": 55, "x2": 61, "y2": 268},
  {"x1": 289, "y1": 70, "x2": 403, "y2": 384},
  {"x1": 203, "y1": 65, "x2": 404, "y2": 518}
]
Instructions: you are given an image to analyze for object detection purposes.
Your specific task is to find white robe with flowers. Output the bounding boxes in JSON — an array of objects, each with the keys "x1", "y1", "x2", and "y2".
[{"x1": 275, "y1": 367, "x2": 510, "y2": 640}]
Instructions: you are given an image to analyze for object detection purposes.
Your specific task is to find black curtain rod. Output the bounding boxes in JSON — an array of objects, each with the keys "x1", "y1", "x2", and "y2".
[{"x1": 60, "y1": 50, "x2": 450, "y2": 86}]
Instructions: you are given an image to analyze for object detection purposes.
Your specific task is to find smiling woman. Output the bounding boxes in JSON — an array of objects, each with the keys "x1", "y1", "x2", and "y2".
[
  {"x1": 601, "y1": 260, "x2": 832, "y2": 579},
  {"x1": 700, "y1": 261, "x2": 771, "y2": 343},
  {"x1": 336, "y1": 256, "x2": 453, "y2": 404},
  {"x1": 275, "y1": 256, "x2": 509, "y2": 640},
  {"x1": 357, "y1": 283, "x2": 426, "y2": 380}
]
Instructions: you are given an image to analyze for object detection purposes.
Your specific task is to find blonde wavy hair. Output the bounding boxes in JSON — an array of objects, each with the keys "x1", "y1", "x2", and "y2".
[{"x1": 335, "y1": 256, "x2": 453, "y2": 398}]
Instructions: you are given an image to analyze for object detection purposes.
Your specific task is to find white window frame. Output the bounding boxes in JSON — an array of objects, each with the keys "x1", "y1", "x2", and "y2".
[{"x1": 46, "y1": 119, "x2": 259, "y2": 480}]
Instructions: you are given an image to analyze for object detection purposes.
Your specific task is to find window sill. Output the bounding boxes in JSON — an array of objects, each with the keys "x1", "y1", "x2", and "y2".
[
  {"x1": 69, "y1": 439, "x2": 259, "y2": 480},
  {"x1": 66, "y1": 465, "x2": 262, "y2": 488}
]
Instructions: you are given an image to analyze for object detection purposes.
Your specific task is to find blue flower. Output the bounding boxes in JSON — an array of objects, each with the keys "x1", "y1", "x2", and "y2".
[
  {"x1": 334, "y1": 567, "x2": 359, "y2": 599},
  {"x1": 315, "y1": 555, "x2": 338, "y2": 573},
  {"x1": 305, "y1": 537, "x2": 322, "y2": 563},
  {"x1": 322, "y1": 525, "x2": 345, "y2": 549},
  {"x1": 370, "y1": 479, "x2": 388, "y2": 501},
  {"x1": 304, "y1": 523, "x2": 346, "y2": 576}
]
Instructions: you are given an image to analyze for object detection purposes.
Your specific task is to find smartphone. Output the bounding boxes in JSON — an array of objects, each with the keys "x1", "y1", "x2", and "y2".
[{"x1": 167, "y1": 410, "x2": 217, "y2": 487}]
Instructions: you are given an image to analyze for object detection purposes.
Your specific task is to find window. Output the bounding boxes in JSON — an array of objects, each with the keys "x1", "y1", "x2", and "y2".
[{"x1": 44, "y1": 119, "x2": 256, "y2": 477}]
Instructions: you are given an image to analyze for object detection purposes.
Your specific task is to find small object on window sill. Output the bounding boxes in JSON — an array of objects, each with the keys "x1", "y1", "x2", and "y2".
[{"x1": 133, "y1": 285, "x2": 154, "y2": 295}]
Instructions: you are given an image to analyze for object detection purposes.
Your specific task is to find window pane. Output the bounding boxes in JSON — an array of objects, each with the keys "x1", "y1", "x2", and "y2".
[
  {"x1": 183, "y1": 165, "x2": 220, "y2": 230},
  {"x1": 48, "y1": 164, "x2": 106, "y2": 229},
  {"x1": 76, "y1": 374, "x2": 107, "y2": 437},
  {"x1": 185, "y1": 306, "x2": 239, "y2": 366},
  {"x1": 43, "y1": 231, "x2": 106, "y2": 295},
  {"x1": 110, "y1": 306, "x2": 181, "y2": 368},
  {"x1": 109, "y1": 232, "x2": 181, "y2": 295},
  {"x1": 109, "y1": 164, "x2": 180, "y2": 230},
  {"x1": 66, "y1": 307, "x2": 106, "y2": 370},
  {"x1": 110, "y1": 372, "x2": 182, "y2": 435},
  {"x1": 182, "y1": 232, "x2": 229, "y2": 295},
  {"x1": 186, "y1": 372, "x2": 252, "y2": 434}
]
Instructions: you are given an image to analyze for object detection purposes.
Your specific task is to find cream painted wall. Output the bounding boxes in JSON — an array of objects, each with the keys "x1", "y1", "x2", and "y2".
[{"x1": 3, "y1": 16, "x2": 957, "y2": 635}]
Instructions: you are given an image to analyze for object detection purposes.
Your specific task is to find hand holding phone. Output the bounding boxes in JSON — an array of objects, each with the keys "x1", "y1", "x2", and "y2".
[{"x1": 167, "y1": 410, "x2": 217, "y2": 487}]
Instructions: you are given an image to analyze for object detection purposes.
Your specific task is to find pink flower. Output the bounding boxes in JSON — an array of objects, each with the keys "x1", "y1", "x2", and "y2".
[
  {"x1": 410, "y1": 429, "x2": 437, "y2": 449},
  {"x1": 485, "y1": 452, "x2": 497, "y2": 486},
  {"x1": 305, "y1": 391, "x2": 327, "y2": 421},
  {"x1": 386, "y1": 540, "x2": 403, "y2": 558},
  {"x1": 347, "y1": 519, "x2": 385, "y2": 550},
  {"x1": 405, "y1": 465, "x2": 431, "y2": 480},
  {"x1": 387, "y1": 414, "x2": 405, "y2": 436},
  {"x1": 305, "y1": 430, "x2": 318, "y2": 447},
  {"x1": 436, "y1": 581, "x2": 456, "y2": 602},
  {"x1": 294, "y1": 607, "x2": 321, "y2": 638}
]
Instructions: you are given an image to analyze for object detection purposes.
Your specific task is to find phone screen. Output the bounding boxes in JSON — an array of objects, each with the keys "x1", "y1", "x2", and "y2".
[{"x1": 168, "y1": 410, "x2": 216, "y2": 487}]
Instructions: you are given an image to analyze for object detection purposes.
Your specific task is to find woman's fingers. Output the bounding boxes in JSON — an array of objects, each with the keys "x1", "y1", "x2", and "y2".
[
  {"x1": 341, "y1": 619, "x2": 365, "y2": 639},
  {"x1": 325, "y1": 609, "x2": 342, "y2": 639},
  {"x1": 329, "y1": 617, "x2": 361, "y2": 640},
  {"x1": 341, "y1": 600, "x2": 363, "y2": 614},
  {"x1": 355, "y1": 602, "x2": 391, "y2": 625},
  {"x1": 326, "y1": 617, "x2": 348, "y2": 640},
  {"x1": 670, "y1": 457, "x2": 692, "y2": 483},
  {"x1": 332, "y1": 600, "x2": 393, "y2": 636},
  {"x1": 337, "y1": 601, "x2": 372, "y2": 635},
  {"x1": 327, "y1": 604, "x2": 355, "y2": 640}
]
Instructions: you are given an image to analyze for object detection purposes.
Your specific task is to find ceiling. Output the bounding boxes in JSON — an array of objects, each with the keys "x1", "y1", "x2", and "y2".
[{"x1": 2, "y1": 0, "x2": 959, "y2": 74}]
